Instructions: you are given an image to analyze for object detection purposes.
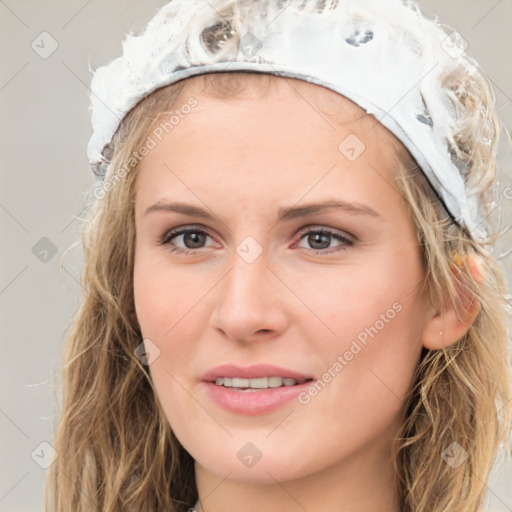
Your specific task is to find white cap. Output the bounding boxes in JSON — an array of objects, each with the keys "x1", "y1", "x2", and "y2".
[{"x1": 87, "y1": 0, "x2": 491, "y2": 240}]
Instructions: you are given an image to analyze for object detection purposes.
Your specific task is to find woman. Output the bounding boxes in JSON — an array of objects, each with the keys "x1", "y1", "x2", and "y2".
[{"x1": 46, "y1": 1, "x2": 512, "y2": 511}]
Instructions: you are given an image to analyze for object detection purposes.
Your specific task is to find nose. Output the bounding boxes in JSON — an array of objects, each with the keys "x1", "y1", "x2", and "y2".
[{"x1": 209, "y1": 245, "x2": 289, "y2": 344}]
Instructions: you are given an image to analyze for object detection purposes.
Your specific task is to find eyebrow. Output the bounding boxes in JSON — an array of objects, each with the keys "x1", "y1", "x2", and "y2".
[{"x1": 143, "y1": 199, "x2": 382, "y2": 221}]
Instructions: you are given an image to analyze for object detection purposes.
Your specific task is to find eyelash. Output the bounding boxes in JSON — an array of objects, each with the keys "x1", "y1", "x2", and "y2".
[{"x1": 158, "y1": 225, "x2": 355, "y2": 256}]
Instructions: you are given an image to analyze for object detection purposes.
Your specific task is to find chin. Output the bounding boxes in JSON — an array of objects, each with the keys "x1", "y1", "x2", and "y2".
[{"x1": 191, "y1": 438, "x2": 321, "y2": 484}]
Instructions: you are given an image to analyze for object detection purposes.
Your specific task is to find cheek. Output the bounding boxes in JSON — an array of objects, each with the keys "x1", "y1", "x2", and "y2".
[
  {"x1": 294, "y1": 245, "x2": 424, "y2": 421},
  {"x1": 300, "y1": 241, "x2": 425, "y2": 342},
  {"x1": 132, "y1": 257, "x2": 202, "y2": 423},
  {"x1": 132, "y1": 252, "x2": 219, "y2": 389},
  {"x1": 133, "y1": 250, "x2": 202, "y2": 340}
]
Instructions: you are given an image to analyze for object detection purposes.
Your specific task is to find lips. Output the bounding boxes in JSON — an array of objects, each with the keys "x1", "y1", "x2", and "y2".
[{"x1": 201, "y1": 363, "x2": 315, "y2": 383}]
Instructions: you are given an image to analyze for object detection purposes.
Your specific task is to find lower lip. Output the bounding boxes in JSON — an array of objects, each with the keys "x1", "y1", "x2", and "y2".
[{"x1": 201, "y1": 381, "x2": 313, "y2": 415}]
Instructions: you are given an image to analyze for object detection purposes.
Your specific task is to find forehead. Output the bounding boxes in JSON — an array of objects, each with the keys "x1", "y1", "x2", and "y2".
[
  {"x1": 134, "y1": 73, "x2": 406, "y2": 213},
  {"x1": 139, "y1": 73, "x2": 403, "y2": 162},
  {"x1": 173, "y1": 72, "x2": 382, "y2": 131}
]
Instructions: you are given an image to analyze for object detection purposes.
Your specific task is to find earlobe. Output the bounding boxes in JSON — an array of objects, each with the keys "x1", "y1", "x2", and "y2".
[
  {"x1": 422, "y1": 296, "x2": 479, "y2": 350},
  {"x1": 422, "y1": 254, "x2": 482, "y2": 351}
]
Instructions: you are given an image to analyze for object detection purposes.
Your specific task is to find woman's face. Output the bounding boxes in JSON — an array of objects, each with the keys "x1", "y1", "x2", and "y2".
[{"x1": 133, "y1": 76, "x2": 432, "y2": 484}]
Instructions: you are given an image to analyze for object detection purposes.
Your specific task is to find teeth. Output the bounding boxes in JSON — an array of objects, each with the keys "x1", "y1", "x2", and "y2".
[{"x1": 214, "y1": 376, "x2": 300, "y2": 389}]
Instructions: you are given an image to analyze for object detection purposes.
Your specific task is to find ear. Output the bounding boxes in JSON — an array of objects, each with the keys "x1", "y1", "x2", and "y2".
[{"x1": 422, "y1": 261, "x2": 481, "y2": 350}]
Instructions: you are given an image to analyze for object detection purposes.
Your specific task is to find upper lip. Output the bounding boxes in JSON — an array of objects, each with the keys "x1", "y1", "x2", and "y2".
[{"x1": 201, "y1": 364, "x2": 315, "y2": 383}]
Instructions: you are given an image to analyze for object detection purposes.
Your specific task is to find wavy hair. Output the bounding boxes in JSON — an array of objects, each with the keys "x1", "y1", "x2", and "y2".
[{"x1": 46, "y1": 58, "x2": 511, "y2": 512}]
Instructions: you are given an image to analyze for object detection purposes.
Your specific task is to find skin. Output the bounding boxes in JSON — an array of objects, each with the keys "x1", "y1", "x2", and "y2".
[{"x1": 132, "y1": 76, "x2": 477, "y2": 512}]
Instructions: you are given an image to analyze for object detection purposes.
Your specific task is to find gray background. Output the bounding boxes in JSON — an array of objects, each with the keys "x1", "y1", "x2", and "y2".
[{"x1": 1, "y1": 1, "x2": 511, "y2": 511}]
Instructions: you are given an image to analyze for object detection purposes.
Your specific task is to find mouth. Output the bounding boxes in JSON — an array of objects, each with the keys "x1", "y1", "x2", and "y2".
[
  {"x1": 201, "y1": 363, "x2": 316, "y2": 392},
  {"x1": 202, "y1": 374, "x2": 315, "y2": 416},
  {"x1": 210, "y1": 376, "x2": 314, "y2": 391},
  {"x1": 201, "y1": 371, "x2": 316, "y2": 414}
]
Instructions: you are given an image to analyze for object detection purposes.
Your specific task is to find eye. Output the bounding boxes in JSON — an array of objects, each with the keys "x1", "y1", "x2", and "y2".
[
  {"x1": 295, "y1": 227, "x2": 354, "y2": 254},
  {"x1": 159, "y1": 225, "x2": 355, "y2": 256},
  {"x1": 159, "y1": 226, "x2": 217, "y2": 255}
]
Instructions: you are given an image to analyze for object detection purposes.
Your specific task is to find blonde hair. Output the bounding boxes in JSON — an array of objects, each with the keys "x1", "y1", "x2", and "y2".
[{"x1": 46, "y1": 70, "x2": 512, "y2": 512}]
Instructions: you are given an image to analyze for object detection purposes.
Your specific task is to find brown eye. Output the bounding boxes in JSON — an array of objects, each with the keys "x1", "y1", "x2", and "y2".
[
  {"x1": 159, "y1": 225, "x2": 355, "y2": 257},
  {"x1": 160, "y1": 227, "x2": 214, "y2": 255},
  {"x1": 296, "y1": 228, "x2": 354, "y2": 254}
]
